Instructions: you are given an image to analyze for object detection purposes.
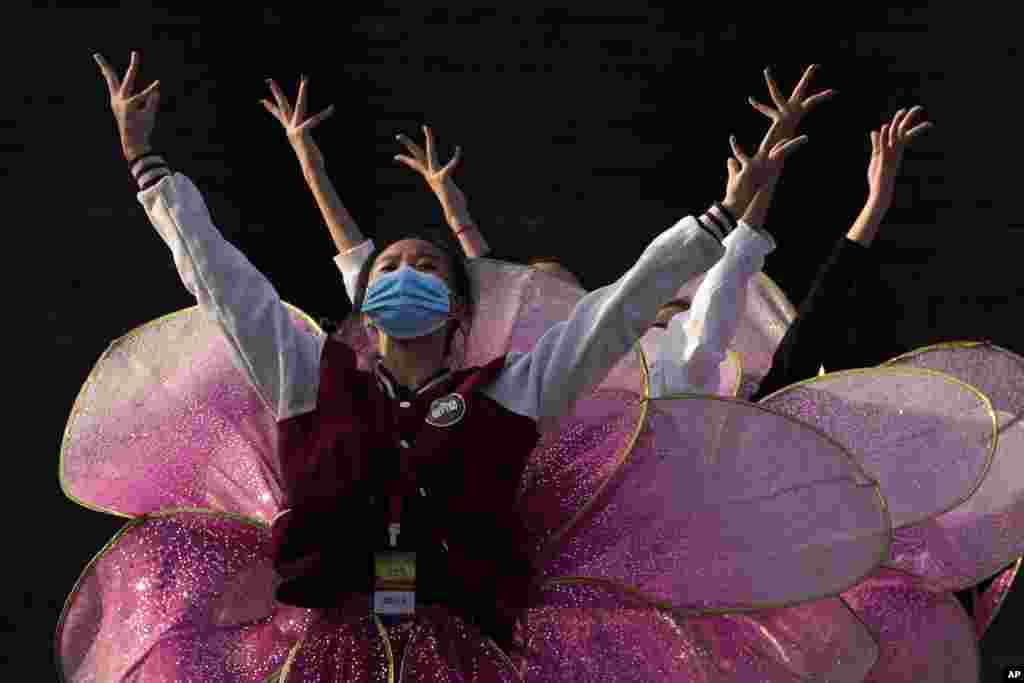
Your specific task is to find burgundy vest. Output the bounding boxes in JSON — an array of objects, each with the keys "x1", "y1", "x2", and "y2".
[{"x1": 270, "y1": 337, "x2": 541, "y2": 617}]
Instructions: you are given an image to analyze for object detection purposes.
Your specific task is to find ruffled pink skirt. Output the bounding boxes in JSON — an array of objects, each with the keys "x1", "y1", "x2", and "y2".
[{"x1": 58, "y1": 260, "x2": 1021, "y2": 681}]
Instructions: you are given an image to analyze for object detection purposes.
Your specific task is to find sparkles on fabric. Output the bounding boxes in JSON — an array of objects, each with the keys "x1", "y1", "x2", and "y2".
[
  {"x1": 881, "y1": 343, "x2": 1024, "y2": 591},
  {"x1": 842, "y1": 568, "x2": 981, "y2": 682},
  {"x1": 58, "y1": 257, "x2": 1022, "y2": 681},
  {"x1": 974, "y1": 558, "x2": 1021, "y2": 639},
  {"x1": 56, "y1": 510, "x2": 313, "y2": 683},
  {"x1": 60, "y1": 304, "x2": 320, "y2": 522},
  {"x1": 760, "y1": 367, "x2": 997, "y2": 529}
]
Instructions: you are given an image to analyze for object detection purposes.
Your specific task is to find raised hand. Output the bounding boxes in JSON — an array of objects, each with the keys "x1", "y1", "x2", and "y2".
[
  {"x1": 395, "y1": 126, "x2": 463, "y2": 197},
  {"x1": 261, "y1": 76, "x2": 335, "y2": 164},
  {"x1": 94, "y1": 51, "x2": 161, "y2": 160},
  {"x1": 868, "y1": 106, "x2": 933, "y2": 207},
  {"x1": 725, "y1": 121, "x2": 809, "y2": 210},
  {"x1": 749, "y1": 65, "x2": 836, "y2": 143}
]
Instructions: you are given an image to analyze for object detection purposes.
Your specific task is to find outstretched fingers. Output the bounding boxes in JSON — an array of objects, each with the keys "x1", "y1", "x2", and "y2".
[
  {"x1": 266, "y1": 79, "x2": 293, "y2": 121},
  {"x1": 297, "y1": 104, "x2": 335, "y2": 133},
  {"x1": 120, "y1": 51, "x2": 139, "y2": 97},
  {"x1": 904, "y1": 121, "x2": 934, "y2": 139},
  {"x1": 423, "y1": 125, "x2": 439, "y2": 169},
  {"x1": 294, "y1": 76, "x2": 309, "y2": 124},
  {"x1": 764, "y1": 67, "x2": 785, "y2": 107},
  {"x1": 747, "y1": 96, "x2": 781, "y2": 122},
  {"x1": 769, "y1": 135, "x2": 809, "y2": 161},
  {"x1": 888, "y1": 109, "x2": 907, "y2": 147},
  {"x1": 125, "y1": 79, "x2": 159, "y2": 106},
  {"x1": 729, "y1": 135, "x2": 750, "y2": 165},
  {"x1": 790, "y1": 64, "x2": 818, "y2": 103},
  {"x1": 439, "y1": 145, "x2": 462, "y2": 176},
  {"x1": 396, "y1": 134, "x2": 427, "y2": 163},
  {"x1": 93, "y1": 53, "x2": 121, "y2": 95}
]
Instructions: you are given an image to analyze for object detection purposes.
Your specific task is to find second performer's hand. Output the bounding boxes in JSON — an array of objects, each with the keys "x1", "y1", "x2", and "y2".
[
  {"x1": 749, "y1": 64, "x2": 836, "y2": 147},
  {"x1": 726, "y1": 122, "x2": 808, "y2": 205},
  {"x1": 261, "y1": 76, "x2": 335, "y2": 167},
  {"x1": 395, "y1": 125, "x2": 468, "y2": 220},
  {"x1": 867, "y1": 106, "x2": 933, "y2": 209}
]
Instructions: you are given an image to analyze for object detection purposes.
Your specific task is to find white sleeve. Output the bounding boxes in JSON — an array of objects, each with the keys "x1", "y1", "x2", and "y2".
[
  {"x1": 138, "y1": 172, "x2": 325, "y2": 421},
  {"x1": 482, "y1": 214, "x2": 726, "y2": 420},
  {"x1": 333, "y1": 239, "x2": 375, "y2": 303},
  {"x1": 650, "y1": 221, "x2": 775, "y2": 396}
]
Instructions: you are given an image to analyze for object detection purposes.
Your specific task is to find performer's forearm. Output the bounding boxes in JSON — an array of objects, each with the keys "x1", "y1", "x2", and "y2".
[
  {"x1": 440, "y1": 183, "x2": 490, "y2": 258},
  {"x1": 299, "y1": 149, "x2": 367, "y2": 254},
  {"x1": 846, "y1": 195, "x2": 889, "y2": 247}
]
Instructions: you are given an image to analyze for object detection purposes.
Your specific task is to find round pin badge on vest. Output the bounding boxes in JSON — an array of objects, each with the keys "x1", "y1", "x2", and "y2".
[{"x1": 425, "y1": 393, "x2": 466, "y2": 428}]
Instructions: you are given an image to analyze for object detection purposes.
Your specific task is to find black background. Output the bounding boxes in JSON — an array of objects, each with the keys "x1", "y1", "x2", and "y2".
[{"x1": 11, "y1": 5, "x2": 1023, "y2": 680}]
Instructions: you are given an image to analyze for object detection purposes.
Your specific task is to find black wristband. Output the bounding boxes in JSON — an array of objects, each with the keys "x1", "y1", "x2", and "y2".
[
  {"x1": 139, "y1": 174, "x2": 167, "y2": 192},
  {"x1": 133, "y1": 160, "x2": 167, "y2": 180},
  {"x1": 127, "y1": 150, "x2": 163, "y2": 170},
  {"x1": 713, "y1": 201, "x2": 738, "y2": 230}
]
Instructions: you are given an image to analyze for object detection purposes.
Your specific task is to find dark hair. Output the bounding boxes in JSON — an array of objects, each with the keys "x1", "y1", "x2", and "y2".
[
  {"x1": 524, "y1": 255, "x2": 565, "y2": 268},
  {"x1": 659, "y1": 297, "x2": 691, "y2": 312},
  {"x1": 351, "y1": 231, "x2": 474, "y2": 359}
]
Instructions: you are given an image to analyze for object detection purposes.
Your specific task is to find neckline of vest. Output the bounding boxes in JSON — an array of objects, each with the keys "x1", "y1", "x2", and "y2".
[{"x1": 374, "y1": 361, "x2": 453, "y2": 399}]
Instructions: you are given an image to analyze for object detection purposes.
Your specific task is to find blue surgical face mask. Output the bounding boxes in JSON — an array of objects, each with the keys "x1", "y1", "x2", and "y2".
[{"x1": 361, "y1": 265, "x2": 453, "y2": 339}]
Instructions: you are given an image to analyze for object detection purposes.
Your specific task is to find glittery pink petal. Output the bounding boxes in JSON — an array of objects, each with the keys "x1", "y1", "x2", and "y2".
[
  {"x1": 55, "y1": 510, "x2": 313, "y2": 683},
  {"x1": 672, "y1": 272, "x2": 795, "y2": 398},
  {"x1": 883, "y1": 342, "x2": 1024, "y2": 416},
  {"x1": 879, "y1": 343, "x2": 1024, "y2": 590},
  {"x1": 842, "y1": 568, "x2": 981, "y2": 682},
  {"x1": 974, "y1": 558, "x2": 1021, "y2": 639},
  {"x1": 60, "y1": 305, "x2": 320, "y2": 521},
  {"x1": 522, "y1": 589, "x2": 876, "y2": 683},
  {"x1": 281, "y1": 611, "x2": 521, "y2": 682},
  {"x1": 537, "y1": 395, "x2": 889, "y2": 610},
  {"x1": 518, "y1": 390, "x2": 646, "y2": 555},
  {"x1": 760, "y1": 367, "x2": 997, "y2": 529}
]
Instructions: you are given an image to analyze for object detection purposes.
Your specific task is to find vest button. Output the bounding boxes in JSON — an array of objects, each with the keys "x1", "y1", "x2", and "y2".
[
  {"x1": 399, "y1": 439, "x2": 411, "y2": 449},
  {"x1": 399, "y1": 401, "x2": 412, "y2": 408}
]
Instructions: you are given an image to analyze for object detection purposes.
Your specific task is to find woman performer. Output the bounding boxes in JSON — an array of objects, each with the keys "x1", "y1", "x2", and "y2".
[
  {"x1": 82, "y1": 50, "x2": 805, "y2": 677},
  {"x1": 301, "y1": 75, "x2": 820, "y2": 399}
]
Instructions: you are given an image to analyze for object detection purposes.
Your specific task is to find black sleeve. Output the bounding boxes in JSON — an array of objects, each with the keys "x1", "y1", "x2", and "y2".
[{"x1": 751, "y1": 237, "x2": 876, "y2": 401}]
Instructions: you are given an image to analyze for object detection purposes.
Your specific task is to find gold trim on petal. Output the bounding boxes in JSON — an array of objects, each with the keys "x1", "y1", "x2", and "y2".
[
  {"x1": 58, "y1": 303, "x2": 321, "y2": 519},
  {"x1": 881, "y1": 340, "x2": 989, "y2": 365},
  {"x1": 756, "y1": 366, "x2": 998, "y2": 522},
  {"x1": 372, "y1": 614, "x2": 396, "y2": 683},
  {"x1": 538, "y1": 389, "x2": 894, "y2": 615},
  {"x1": 536, "y1": 345, "x2": 651, "y2": 565}
]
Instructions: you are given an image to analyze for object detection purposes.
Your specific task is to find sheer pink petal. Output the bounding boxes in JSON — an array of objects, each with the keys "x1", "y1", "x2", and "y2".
[
  {"x1": 880, "y1": 343, "x2": 1024, "y2": 589},
  {"x1": 842, "y1": 568, "x2": 981, "y2": 682},
  {"x1": 524, "y1": 584, "x2": 876, "y2": 682},
  {"x1": 537, "y1": 395, "x2": 889, "y2": 610},
  {"x1": 56, "y1": 510, "x2": 312, "y2": 683},
  {"x1": 60, "y1": 305, "x2": 319, "y2": 521},
  {"x1": 281, "y1": 610, "x2": 520, "y2": 682},
  {"x1": 760, "y1": 368, "x2": 997, "y2": 529}
]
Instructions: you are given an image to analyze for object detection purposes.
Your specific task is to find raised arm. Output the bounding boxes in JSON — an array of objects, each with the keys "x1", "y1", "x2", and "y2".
[
  {"x1": 395, "y1": 126, "x2": 491, "y2": 258},
  {"x1": 96, "y1": 52, "x2": 324, "y2": 421},
  {"x1": 261, "y1": 76, "x2": 372, "y2": 298},
  {"x1": 648, "y1": 125, "x2": 801, "y2": 396},
  {"x1": 484, "y1": 132, "x2": 807, "y2": 420},
  {"x1": 752, "y1": 106, "x2": 933, "y2": 399}
]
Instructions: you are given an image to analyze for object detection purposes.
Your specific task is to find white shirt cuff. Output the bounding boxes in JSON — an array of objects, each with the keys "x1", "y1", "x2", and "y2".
[{"x1": 333, "y1": 239, "x2": 376, "y2": 302}]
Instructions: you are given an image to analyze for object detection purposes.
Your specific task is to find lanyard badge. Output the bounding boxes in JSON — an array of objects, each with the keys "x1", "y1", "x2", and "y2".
[{"x1": 374, "y1": 525, "x2": 416, "y2": 619}]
